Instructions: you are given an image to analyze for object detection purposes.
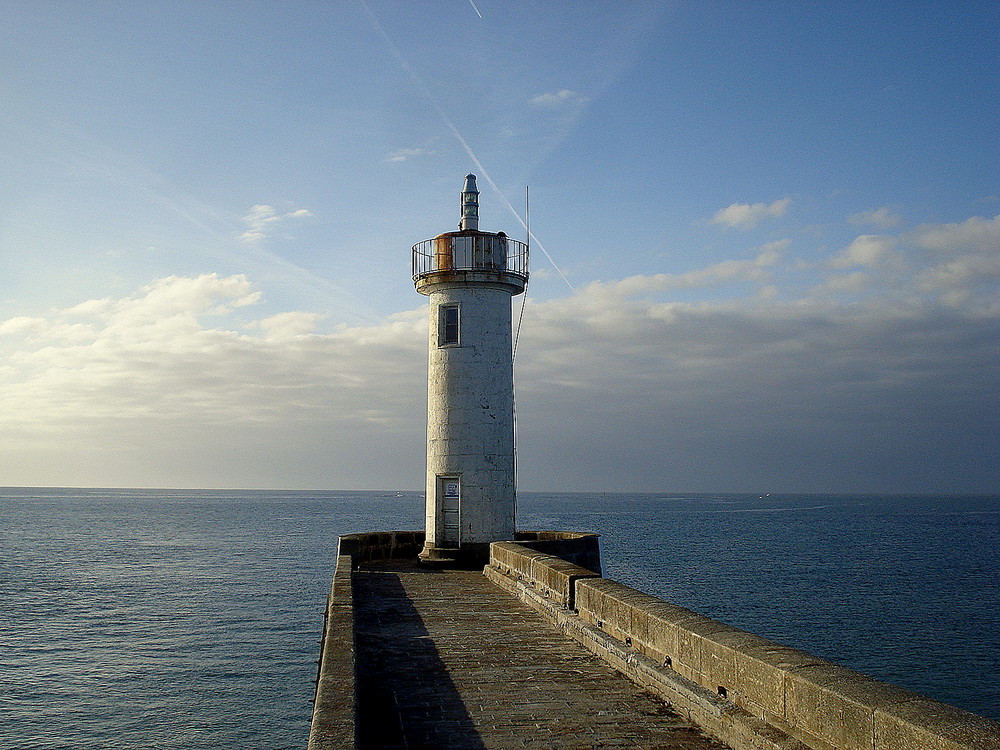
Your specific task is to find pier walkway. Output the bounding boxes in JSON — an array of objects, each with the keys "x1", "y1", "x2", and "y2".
[{"x1": 353, "y1": 559, "x2": 730, "y2": 750}]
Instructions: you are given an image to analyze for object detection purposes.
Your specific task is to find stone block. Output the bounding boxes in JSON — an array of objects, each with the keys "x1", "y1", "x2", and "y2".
[
  {"x1": 336, "y1": 534, "x2": 363, "y2": 563},
  {"x1": 874, "y1": 698, "x2": 1000, "y2": 750},
  {"x1": 529, "y1": 554, "x2": 600, "y2": 608},
  {"x1": 578, "y1": 578, "x2": 641, "y2": 639},
  {"x1": 786, "y1": 663, "x2": 923, "y2": 750},
  {"x1": 674, "y1": 614, "x2": 734, "y2": 682},
  {"x1": 734, "y1": 642, "x2": 829, "y2": 720},
  {"x1": 699, "y1": 628, "x2": 770, "y2": 695},
  {"x1": 576, "y1": 578, "x2": 632, "y2": 633},
  {"x1": 329, "y1": 555, "x2": 354, "y2": 606},
  {"x1": 321, "y1": 606, "x2": 355, "y2": 662},
  {"x1": 487, "y1": 540, "x2": 517, "y2": 567},
  {"x1": 618, "y1": 588, "x2": 660, "y2": 644},
  {"x1": 596, "y1": 586, "x2": 633, "y2": 635},
  {"x1": 388, "y1": 530, "x2": 425, "y2": 557},
  {"x1": 634, "y1": 599, "x2": 698, "y2": 663},
  {"x1": 573, "y1": 577, "x2": 602, "y2": 627},
  {"x1": 489, "y1": 541, "x2": 545, "y2": 580},
  {"x1": 514, "y1": 531, "x2": 603, "y2": 574}
]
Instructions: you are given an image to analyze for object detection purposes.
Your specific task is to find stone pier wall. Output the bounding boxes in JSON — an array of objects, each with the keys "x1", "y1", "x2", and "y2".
[
  {"x1": 485, "y1": 540, "x2": 1000, "y2": 750},
  {"x1": 513, "y1": 530, "x2": 603, "y2": 575},
  {"x1": 307, "y1": 552, "x2": 355, "y2": 750},
  {"x1": 308, "y1": 531, "x2": 428, "y2": 749},
  {"x1": 337, "y1": 530, "x2": 426, "y2": 565}
]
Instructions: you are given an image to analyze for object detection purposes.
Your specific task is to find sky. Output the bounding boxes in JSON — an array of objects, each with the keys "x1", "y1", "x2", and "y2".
[{"x1": 1, "y1": 1, "x2": 998, "y2": 493}]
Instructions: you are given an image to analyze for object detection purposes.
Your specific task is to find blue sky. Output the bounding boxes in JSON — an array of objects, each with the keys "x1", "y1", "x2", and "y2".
[{"x1": 2, "y1": 1, "x2": 998, "y2": 492}]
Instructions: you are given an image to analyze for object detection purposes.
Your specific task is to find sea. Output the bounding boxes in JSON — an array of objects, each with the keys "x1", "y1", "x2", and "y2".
[{"x1": 2, "y1": 489, "x2": 998, "y2": 749}]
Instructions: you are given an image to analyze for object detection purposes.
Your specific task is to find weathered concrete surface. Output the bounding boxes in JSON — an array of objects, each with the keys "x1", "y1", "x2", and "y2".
[
  {"x1": 308, "y1": 555, "x2": 355, "y2": 750},
  {"x1": 354, "y1": 559, "x2": 731, "y2": 750}
]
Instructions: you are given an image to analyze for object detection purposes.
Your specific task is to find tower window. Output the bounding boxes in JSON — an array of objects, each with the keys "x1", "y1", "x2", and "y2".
[{"x1": 439, "y1": 305, "x2": 460, "y2": 346}]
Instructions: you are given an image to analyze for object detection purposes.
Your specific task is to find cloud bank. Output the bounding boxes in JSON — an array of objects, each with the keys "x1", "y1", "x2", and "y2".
[
  {"x1": 0, "y1": 274, "x2": 426, "y2": 488},
  {"x1": 2, "y1": 214, "x2": 997, "y2": 492}
]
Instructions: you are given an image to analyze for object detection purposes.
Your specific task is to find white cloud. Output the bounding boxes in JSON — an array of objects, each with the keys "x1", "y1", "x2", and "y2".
[
  {"x1": 530, "y1": 89, "x2": 589, "y2": 107},
  {"x1": 759, "y1": 238, "x2": 793, "y2": 255},
  {"x1": 711, "y1": 198, "x2": 791, "y2": 230},
  {"x1": 849, "y1": 207, "x2": 902, "y2": 229},
  {"x1": 238, "y1": 204, "x2": 314, "y2": 243},
  {"x1": 257, "y1": 311, "x2": 323, "y2": 340},
  {"x1": 829, "y1": 234, "x2": 897, "y2": 269},
  {"x1": 589, "y1": 246, "x2": 784, "y2": 297},
  {"x1": 905, "y1": 215, "x2": 1000, "y2": 303},
  {"x1": 911, "y1": 214, "x2": 1000, "y2": 254},
  {"x1": 795, "y1": 214, "x2": 1000, "y2": 307},
  {"x1": 917, "y1": 254, "x2": 1000, "y2": 302},
  {"x1": 0, "y1": 316, "x2": 47, "y2": 336}
]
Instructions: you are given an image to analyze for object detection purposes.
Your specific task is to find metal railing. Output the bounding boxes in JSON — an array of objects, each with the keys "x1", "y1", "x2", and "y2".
[{"x1": 412, "y1": 234, "x2": 528, "y2": 281}]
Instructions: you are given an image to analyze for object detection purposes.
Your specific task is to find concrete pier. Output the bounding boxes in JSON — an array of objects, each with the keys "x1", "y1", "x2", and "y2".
[
  {"x1": 309, "y1": 532, "x2": 1000, "y2": 750},
  {"x1": 353, "y1": 559, "x2": 728, "y2": 750}
]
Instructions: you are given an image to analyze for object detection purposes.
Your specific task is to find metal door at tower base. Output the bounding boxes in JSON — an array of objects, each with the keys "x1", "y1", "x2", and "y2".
[{"x1": 438, "y1": 476, "x2": 460, "y2": 547}]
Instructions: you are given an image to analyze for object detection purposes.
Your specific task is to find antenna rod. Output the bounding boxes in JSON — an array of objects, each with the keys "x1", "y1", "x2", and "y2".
[{"x1": 525, "y1": 185, "x2": 530, "y2": 250}]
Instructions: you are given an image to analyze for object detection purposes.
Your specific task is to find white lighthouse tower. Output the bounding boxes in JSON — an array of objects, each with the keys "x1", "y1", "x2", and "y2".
[{"x1": 412, "y1": 174, "x2": 528, "y2": 565}]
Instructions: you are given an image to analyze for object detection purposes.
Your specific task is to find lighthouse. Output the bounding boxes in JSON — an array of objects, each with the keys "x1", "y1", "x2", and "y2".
[{"x1": 412, "y1": 174, "x2": 528, "y2": 565}]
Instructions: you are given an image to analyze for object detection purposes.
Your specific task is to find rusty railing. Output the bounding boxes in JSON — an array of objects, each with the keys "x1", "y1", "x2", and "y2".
[{"x1": 412, "y1": 234, "x2": 528, "y2": 281}]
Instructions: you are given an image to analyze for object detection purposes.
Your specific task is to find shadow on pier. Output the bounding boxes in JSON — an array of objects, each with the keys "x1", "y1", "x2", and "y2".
[
  {"x1": 352, "y1": 559, "x2": 727, "y2": 750},
  {"x1": 355, "y1": 566, "x2": 486, "y2": 749}
]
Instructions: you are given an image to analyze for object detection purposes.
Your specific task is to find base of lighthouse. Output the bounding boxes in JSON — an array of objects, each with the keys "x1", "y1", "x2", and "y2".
[
  {"x1": 417, "y1": 473, "x2": 516, "y2": 567},
  {"x1": 418, "y1": 542, "x2": 492, "y2": 568}
]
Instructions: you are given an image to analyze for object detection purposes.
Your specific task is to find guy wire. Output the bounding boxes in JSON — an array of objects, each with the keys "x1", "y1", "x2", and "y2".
[{"x1": 512, "y1": 186, "x2": 529, "y2": 512}]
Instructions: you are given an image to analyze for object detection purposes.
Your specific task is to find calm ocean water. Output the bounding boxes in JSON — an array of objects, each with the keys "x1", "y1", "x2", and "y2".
[{"x1": 2, "y1": 489, "x2": 997, "y2": 748}]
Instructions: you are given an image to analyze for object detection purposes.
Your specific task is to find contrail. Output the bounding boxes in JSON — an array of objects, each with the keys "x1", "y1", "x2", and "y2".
[
  {"x1": 467, "y1": 0, "x2": 483, "y2": 19},
  {"x1": 361, "y1": 0, "x2": 574, "y2": 291}
]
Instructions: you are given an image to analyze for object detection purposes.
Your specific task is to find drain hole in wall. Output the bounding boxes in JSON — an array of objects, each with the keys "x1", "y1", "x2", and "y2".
[
  {"x1": 663, "y1": 656, "x2": 672, "y2": 667},
  {"x1": 624, "y1": 637, "x2": 632, "y2": 647},
  {"x1": 717, "y1": 686, "x2": 728, "y2": 699}
]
